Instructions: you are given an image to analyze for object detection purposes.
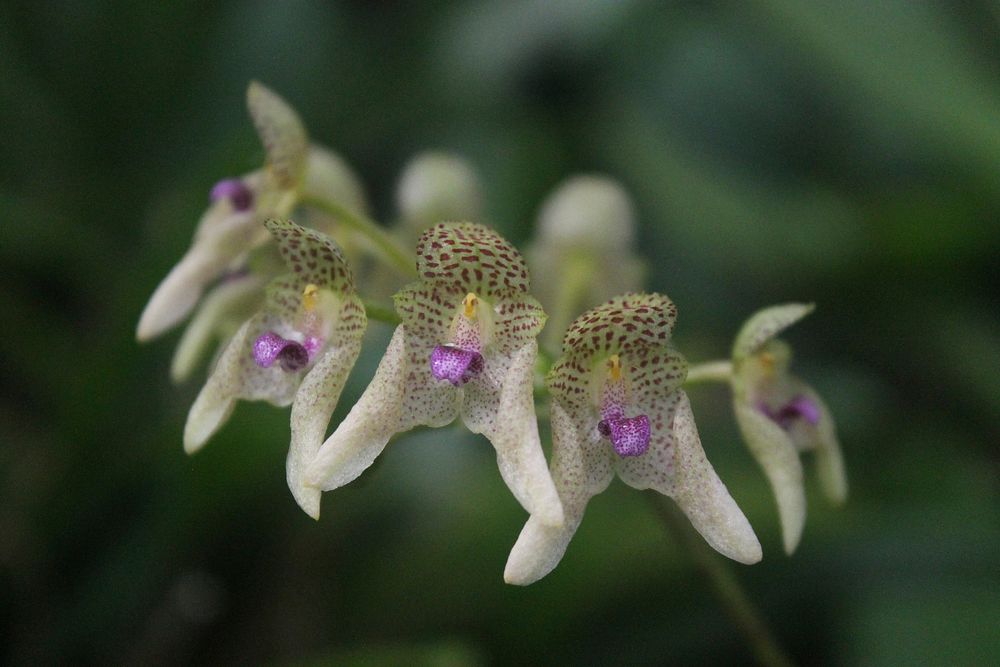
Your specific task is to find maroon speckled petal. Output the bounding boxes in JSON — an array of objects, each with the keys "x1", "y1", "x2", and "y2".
[{"x1": 415, "y1": 222, "x2": 531, "y2": 296}]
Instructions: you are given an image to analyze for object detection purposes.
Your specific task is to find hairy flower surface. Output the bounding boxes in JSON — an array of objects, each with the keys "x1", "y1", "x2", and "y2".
[
  {"x1": 306, "y1": 222, "x2": 563, "y2": 526},
  {"x1": 505, "y1": 294, "x2": 761, "y2": 585},
  {"x1": 184, "y1": 219, "x2": 366, "y2": 519},
  {"x1": 731, "y1": 303, "x2": 847, "y2": 554}
]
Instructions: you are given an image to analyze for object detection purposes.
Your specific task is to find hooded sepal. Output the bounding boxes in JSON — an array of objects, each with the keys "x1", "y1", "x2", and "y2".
[
  {"x1": 247, "y1": 81, "x2": 308, "y2": 192},
  {"x1": 732, "y1": 303, "x2": 814, "y2": 362}
]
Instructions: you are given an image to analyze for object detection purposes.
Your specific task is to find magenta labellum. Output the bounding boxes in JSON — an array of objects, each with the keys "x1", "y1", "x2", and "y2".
[
  {"x1": 430, "y1": 344, "x2": 485, "y2": 386},
  {"x1": 253, "y1": 331, "x2": 309, "y2": 372},
  {"x1": 210, "y1": 178, "x2": 254, "y2": 211}
]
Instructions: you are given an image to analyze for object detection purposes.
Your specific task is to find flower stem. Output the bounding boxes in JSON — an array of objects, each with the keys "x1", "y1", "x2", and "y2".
[
  {"x1": 685, "y1": 360, "x2": 734, "y2": 385},
  {"x1": 302, "y1": 195, "x2": 417, "y2": 278},
  {"x1": 363, "y1": 299, "x2": 401, "y2": 326},
  {"x1": 541, "y1": 251, "x2": 594, "y2": 357},
  {"x1": 647, "y1": 494, "x2": 796, "y2": 667}
]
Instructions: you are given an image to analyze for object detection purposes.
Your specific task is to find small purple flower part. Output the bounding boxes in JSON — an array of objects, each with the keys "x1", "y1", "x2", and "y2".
[
  {"x1": 253, "y1": 331, "x2": 309, "y2": 372},
  {"x1": 430, "y1": 344, "x2": 485, "y2": 386},
  {"x1": 599, "y1": 415, "x2": 651, "y2": 457},
  {"x1": 210, "y1": 178, "x2": 254, "y2": 211},
  {"x1": 758, "y1": 395, "x2": 821, "y2": 430}
]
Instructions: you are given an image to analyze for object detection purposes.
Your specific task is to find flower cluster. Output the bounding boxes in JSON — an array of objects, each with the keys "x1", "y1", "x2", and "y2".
[{"x1": 138, "y1": 81, "x2": 846, "y2": 584}]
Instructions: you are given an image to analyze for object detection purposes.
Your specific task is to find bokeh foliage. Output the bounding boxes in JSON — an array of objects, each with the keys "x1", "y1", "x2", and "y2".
[{"x1": 1, "y1": 1, "x2": 998, "y2": 664}]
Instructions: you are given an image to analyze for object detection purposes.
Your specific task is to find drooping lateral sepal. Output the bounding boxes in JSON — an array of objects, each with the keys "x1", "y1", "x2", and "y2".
[
  {"x1": 462, "y1": 338, "x2": 564, "y2": 526},
  {"x1": 665, "y1": 392, "x2": 763, "y2": 564},
  {"x1": 733, "y1": 401, "x2": 806, "y2": 554},
  {"x1": 504, "y1": 399, "x2": 615, "y2": 585}
]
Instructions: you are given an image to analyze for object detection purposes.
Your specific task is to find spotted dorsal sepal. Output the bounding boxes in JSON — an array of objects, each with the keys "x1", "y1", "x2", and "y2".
[
  {"x1": 415, "y1": 222, "x2": 531, "y2": 296},
  {"x1": 561, "y1": 293, "x2": 678, "y2": 359},
  {"x1": 247, "y1": 81, "x2": 308, "y2": 190},
  {"x1": 264, "y1": 218, "x2": 354, "y2": 293}
]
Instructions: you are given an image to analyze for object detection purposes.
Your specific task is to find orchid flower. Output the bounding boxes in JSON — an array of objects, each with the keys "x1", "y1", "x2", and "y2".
[
  {"x1": 505, "y1": 294, "x2": 761, "y2": 585},
  {"x1": 731, "y1": 303, "x2": 847, "y2": 554},
  {"x1": 184, "y1": 219, "x2": 366, "y2": 519},
  {"x1": 136, "y1": 81, "x2": 367, "y2": 343},
  {"x1": 305, "y1": 222, "x2": 564, "y2": 527}
]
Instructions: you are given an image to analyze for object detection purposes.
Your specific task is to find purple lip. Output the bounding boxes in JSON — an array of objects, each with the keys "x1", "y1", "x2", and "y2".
[
  {"x1": 759, "y1": 395, "x2": 820, "y2": 430},
  {"x1": 253, "y1": 331, "x2": 309, "y2": 372},
  {"x1": 599, "y1": 414, "x2": 651, "y2": 457},
  {"x1": 210, "y1": 178, "x2": 254, "y2": 212},
  {"x1": 430, "y1": 345, "x2": 485, "y2": 386}
]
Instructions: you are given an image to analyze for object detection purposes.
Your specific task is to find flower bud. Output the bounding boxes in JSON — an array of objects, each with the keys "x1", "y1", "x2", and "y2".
[
  {"x1": 537, "y1": 175, "x2": 636, "y2": 251},
  {"x1": 303, "y1": 145, "x2": 369, "y2": 216},
  {"x1": 396, "y1": 152, "x2": 483, "y2": 230}
]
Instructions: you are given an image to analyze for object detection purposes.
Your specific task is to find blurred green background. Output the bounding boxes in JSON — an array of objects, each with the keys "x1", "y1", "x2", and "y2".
[{"x1": 2, "y1": 1, "x2": 998, "y2": 664}]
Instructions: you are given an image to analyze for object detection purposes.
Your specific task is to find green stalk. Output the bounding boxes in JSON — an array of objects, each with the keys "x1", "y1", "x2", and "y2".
[
  {"x1": 684, "y1": 360, "x2": 734, "y2": 385},
  {"x1": 363, "y1": 299, "x2": 402, "y2": 326},
  {"x1": 647, "y1": 494, "x2": 795, "y2": 667},
  {"x1": 541, "y1": 250, "x2": 594, "y2": 356},
  {"x1": 302, "y1": 195, "x2": 417, "y2": 279}
]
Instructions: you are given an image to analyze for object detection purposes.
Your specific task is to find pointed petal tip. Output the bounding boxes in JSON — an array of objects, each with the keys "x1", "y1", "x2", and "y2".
[
  {"x1": 503, "y1": 546, "x2": 546, "y2": 587},
  {"x1": 782, "y1": 512, "x2": 805, "y2": 556},
  {"x1": 183, "y1": 405, "x2": 211, "y2": 454},
  {"x1": 736, "y1": 539, "x2": 764, "y2": 565},
  {"x1": 292, "y1": 492, "x2": 321, "y2": 520},
  {"x1": 183, "y1": 431, "x2": 207, "y2": 456},
  {"x1": 502, "y1": 563, "x2": 536, "y2": 587},
  {"x1": 503, "y1": 513, "x2": 577, "y2": 586},
  {"x1": 136, "y1": 299, "x2": 175, "y2": 343},
  {"x1": 183, "y1": 390, "x2": 236, "y2": 456},
  {"x1": 302, "y1": 463, "x2": 325, "y2": 489}
]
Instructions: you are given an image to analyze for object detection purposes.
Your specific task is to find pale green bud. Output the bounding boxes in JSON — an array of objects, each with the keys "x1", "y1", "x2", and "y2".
[
  {"x1": 303, "y1": 145, "x2": 369, "y2": 217},
  {"x1": 396, "y1": 152, "x2": 483, "y2": 230},
  {"x1": 537, "y1": 175, "x2": 636, "y2": 250}
]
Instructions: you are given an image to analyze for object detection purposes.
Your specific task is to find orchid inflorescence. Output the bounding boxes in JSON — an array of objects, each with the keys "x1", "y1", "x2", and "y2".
[{"x1": 138, "y1": 82, "x2": 846, "y2": 584}]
